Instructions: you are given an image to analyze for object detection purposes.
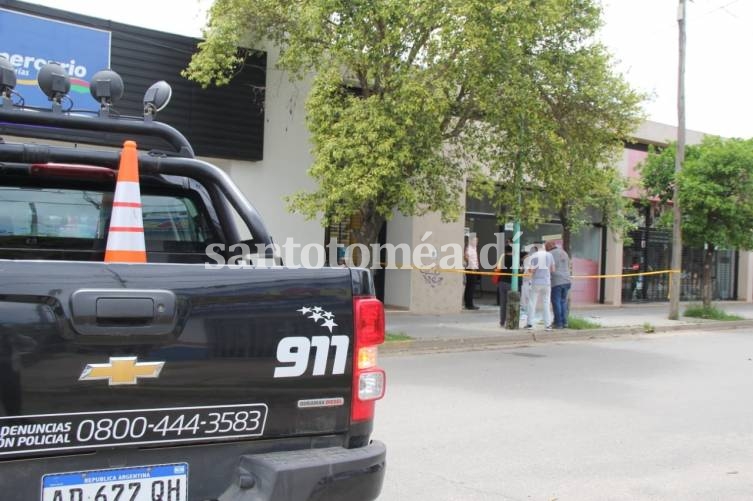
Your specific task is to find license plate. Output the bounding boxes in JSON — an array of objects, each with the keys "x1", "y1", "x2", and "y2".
[{"x1": 42, "y1": 463, "x2": 188, "y2": 501}]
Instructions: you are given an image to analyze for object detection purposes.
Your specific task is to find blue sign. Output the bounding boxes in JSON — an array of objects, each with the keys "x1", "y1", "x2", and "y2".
[{"x1": 0, "y1": 8, "x2": 111, "y2": 111}]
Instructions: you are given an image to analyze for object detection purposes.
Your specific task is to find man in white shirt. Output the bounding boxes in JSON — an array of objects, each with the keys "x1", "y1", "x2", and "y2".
[{"x1": 524, "y1": 243, "x2": 555, "y2": 330}]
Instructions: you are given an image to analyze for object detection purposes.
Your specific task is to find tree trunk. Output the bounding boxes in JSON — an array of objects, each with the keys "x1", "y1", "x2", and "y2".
[
  {"x1": 702, "y1": 242, "x2": 714, "y2": 308},
  {"x1": 505, "y1": 290, "x2": 520, "y2": 329},
  {"x1": 349, "y1": 201, "x2": 386, "y2": 268},
  {"x1": 559, "y1": 205, "x2": 572, "y2": 256}
]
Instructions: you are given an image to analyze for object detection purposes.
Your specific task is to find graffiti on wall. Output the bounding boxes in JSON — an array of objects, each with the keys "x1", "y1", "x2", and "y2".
[{"x1": 419, "y1": 266, "x2": 445, "y2": 288}]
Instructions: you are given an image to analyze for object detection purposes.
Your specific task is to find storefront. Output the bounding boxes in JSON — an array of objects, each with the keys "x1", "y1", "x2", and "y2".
[
  {"x1": 464, "y1": 188, "x2": 604, "y2": 305},
  {"x1": 622, "y1": 227, "x2": 737, "y2": 303}
]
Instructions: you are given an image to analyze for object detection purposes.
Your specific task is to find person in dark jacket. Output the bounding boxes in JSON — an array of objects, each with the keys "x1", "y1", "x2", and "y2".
[
  {"x1": 546, "y1": 240, "x2": 571, "y2": 328},
  {"x1": 464, "y1": 235, "x2": 480, "y2": 310},
  {"x1": 494, "y1": 245, "x2": 514, "y2": 327}
]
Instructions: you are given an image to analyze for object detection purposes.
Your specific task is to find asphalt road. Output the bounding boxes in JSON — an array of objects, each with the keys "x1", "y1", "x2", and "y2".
[{"x1": 374, "y1": 330, "x2": 753, "y2": 501}]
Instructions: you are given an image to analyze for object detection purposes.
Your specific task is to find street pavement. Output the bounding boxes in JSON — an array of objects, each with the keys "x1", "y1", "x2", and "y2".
[
  {"x1": 375, "y1": 330, "x2": 753, "y2": 500},
  {"x1": 384, "y1": 301, "x2": 753, "y2": 354}
]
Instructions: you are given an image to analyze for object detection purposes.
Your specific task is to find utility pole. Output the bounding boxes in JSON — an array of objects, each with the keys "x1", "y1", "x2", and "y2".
[
  {"x1": 510, "y1": 160, "x2": 522, "y2": 293},
  {"x1": 670, "y1": 0, "x2": 686, "y2": 320},
  {"x1": 510, "y1": 115, "x2": 525, "y2": 294},
  {"x1": 506, "y1": 115, "x2": 526, "y2": 330}
]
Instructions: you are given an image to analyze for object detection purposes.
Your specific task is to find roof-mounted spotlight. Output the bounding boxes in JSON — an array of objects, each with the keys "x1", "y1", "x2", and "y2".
[
  {"x1": 143, "y1": 80, "x2": 172, "y2": 121},
  {"x1": 0, "y1": 56, "x2": 17, "y2": 109},
  {"x1": 89, "y1": 69, "x2": 124, "y2": 117},
  {"x1": 37, "y1": 62, "x2": 71, "y2": 112}
]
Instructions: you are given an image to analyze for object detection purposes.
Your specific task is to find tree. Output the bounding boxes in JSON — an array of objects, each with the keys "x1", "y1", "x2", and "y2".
[
  {"x1": 466, "y1": 6, "x2": 643, "y2": 254},
  {"x1": 641, "y1": 136, "x2": 753, "y2": 307},
  {"x1": 185, "y1": 0, "x2": 642, "y2": 256},
  {"x1": 533, "y1": 43, "x2": 643, "y2": 254}
]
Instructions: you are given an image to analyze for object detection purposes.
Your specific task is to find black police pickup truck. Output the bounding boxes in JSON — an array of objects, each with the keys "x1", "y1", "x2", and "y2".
[{"x1": 0, "y1": 64, "x2": 386, "y2": 500}]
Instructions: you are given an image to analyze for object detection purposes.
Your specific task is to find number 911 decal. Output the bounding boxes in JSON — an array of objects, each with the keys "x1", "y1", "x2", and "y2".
[
  {"x1": 274, "y1": 306, "x2": 350, "y2": 378},
  {"x1": 274, "y1": 335, "x2": 349, "y2": 378}
]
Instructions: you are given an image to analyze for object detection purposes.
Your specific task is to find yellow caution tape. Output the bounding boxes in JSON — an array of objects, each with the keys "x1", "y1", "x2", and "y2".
[
  {"x1": 569, "y1": 269, "x2": 681, "y2": 279},
  {"x1": 380, "y1": 263, "x2": 681, "y2": 280}
]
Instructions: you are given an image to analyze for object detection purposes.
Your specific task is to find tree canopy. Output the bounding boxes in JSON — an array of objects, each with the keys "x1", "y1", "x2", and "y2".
[
  {"x1": 466, "y1": 21, "x2": 643, "y2": 251},
  {"x1": 641, "y1": 136, "x2": 753, "y2": 305},
  {"x1": 185, "y1": 0, "x2": 643, "y2": 251}
]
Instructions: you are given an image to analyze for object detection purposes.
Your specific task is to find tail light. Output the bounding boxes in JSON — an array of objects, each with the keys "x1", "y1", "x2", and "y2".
[
  {"x1": 31, "y1": 163, "x2": 115, "y2": 181},
  {"x1": 351, "y1": 296, "x2": 386, "y2": 423}
]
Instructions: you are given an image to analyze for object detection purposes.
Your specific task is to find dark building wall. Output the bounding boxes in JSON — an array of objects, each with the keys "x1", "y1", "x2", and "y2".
[{"x1": 1, "y1": 0, "x2": 265, "y2": 160}]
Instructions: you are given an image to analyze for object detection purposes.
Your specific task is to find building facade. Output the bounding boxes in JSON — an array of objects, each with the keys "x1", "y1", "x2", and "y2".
[{"x1": 4, "y1": 0, "x2": 752, "y2": 314}]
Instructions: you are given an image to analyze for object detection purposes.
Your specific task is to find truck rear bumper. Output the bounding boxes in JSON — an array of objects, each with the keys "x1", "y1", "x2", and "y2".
[
  {"x1": 0, "y1": 438, "x2": 386, "y2": 501},
  {"x1": 236, "y1": 440, "x2": 386, "y2": 500}
]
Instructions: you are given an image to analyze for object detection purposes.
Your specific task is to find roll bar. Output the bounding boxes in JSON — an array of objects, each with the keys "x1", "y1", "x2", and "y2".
[
  {"x1": 0, "y1": 108, "x2": 195, "y2": 157},
  {"x1": 0, "y1": 115, "x2": 275, "y2": 252}
]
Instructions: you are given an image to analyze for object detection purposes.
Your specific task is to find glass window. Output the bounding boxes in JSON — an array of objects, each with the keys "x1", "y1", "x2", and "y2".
[
  {"x1": 0, "y1": 187, "x2": 103, "y2": 239},
  {"x1": 141, "y1": 194, "x2": 211, "y2": 244},
  {"x1": 0, "y1": 186, "x2": 216, "y2": 258}
]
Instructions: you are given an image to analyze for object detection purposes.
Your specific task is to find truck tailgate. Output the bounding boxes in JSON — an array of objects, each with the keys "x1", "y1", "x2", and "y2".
[{"x1": 0, "y1": 262, "x2": 356, "y2": 458}]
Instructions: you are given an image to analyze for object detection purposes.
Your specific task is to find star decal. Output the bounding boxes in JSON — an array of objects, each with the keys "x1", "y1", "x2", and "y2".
[
  {"x1": 297, "y1": 306, "x2": 338, "y2": 332},
  {"x1": 309, "y1": 311, "x2": 324, "y2": 322},
  {"x1": 321, "y1": 318, "x2": 338, "y2": 333}
]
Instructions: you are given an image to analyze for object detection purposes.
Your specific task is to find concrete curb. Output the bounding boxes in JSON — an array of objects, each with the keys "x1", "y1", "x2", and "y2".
[{"x1": 381, "y1": 319, "x2": 753, "y2": 356}]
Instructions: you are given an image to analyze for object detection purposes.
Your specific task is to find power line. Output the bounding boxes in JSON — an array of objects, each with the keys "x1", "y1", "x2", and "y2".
[{"x1": 702, "y1": 0, "x2": 742, "y2": 17}]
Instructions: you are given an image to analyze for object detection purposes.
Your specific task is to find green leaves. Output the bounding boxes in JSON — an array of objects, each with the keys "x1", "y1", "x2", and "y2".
[
  {"x1": 292, "y1": 67, "x2": 461, "y2": 225},
  {"x1": 186, "y1": 0, "x2": 644, "y2": 245},
  {"x1": 641, "y1": 136, "x2": 753, "y2": 250}
]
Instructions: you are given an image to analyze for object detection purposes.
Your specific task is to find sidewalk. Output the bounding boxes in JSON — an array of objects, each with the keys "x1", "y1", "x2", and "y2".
[{"x1": 383, "y1": 301, "x2": 753, "y2": 354}]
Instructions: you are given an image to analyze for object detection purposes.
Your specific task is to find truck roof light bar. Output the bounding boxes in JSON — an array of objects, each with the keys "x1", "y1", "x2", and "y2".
[
  {"x1": 143, "y1": 81, "x2": 172, "y2": 121},
  {"x1": 0, "y1": 62, "x2": 190, "y2": 156},
  {"x1": 37, "y1": 62, "x2": 71, "y2": 113},
  {"x1": 90, "y1": 69, "x2": 125, "y2": 118}
]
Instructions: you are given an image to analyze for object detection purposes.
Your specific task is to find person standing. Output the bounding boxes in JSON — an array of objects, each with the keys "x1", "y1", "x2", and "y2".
[
  {"x1": 493, "y1": 245, "x2": 514, "y2": 327},
  {"x1": 524, "y1": 243, "x2": 555, "y2": 330},
  {"x1": 546, "y1": 240, "x2": 571, "y2": 328},
  {"x1": 464, "y1": 235, "x2": 480, "y2": 310},
  {"x1": 520, "y1": 249, "x2": 532, "y2": 322}
]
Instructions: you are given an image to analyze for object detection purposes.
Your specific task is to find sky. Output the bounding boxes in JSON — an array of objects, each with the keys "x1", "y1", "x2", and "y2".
[
  {"x1": 600, "y1": 0, "x2": 753, "y2": 138},
  {"x1": 15, "y1": 0, "x2": 753, "y2": 139}
]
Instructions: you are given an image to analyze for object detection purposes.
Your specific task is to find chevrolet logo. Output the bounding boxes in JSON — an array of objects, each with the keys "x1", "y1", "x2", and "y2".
[{"x1": 79, "y1": 357, "x2": 165, "y2": 386}]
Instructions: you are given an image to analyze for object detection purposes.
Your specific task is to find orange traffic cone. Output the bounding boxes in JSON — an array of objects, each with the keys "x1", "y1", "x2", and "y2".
[{"x1": 104, "y1": 140, "x2": 146, "y2": 263}]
